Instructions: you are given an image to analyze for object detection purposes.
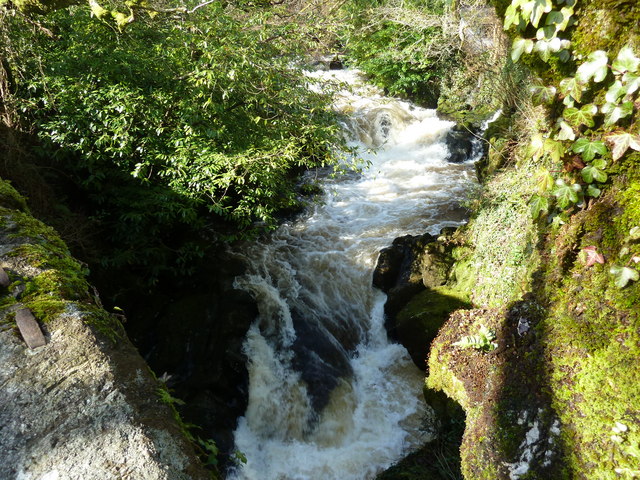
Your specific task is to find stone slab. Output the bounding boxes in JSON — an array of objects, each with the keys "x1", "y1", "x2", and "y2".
[{"x1": 15, "y1": 308, "x2": 46, "y2": 349}]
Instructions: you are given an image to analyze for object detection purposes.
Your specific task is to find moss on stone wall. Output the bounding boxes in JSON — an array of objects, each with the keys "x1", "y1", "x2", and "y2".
[
  {"x1": 0, "y1": 176, "x2": 121, "y2": 341},
  {"x1": 420, "y1": 0, "x2": 640, "y2": 476}
]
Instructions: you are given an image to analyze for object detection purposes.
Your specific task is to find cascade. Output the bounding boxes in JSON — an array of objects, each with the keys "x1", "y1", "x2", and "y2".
[{"x1": 229, "y1": 69, "x2": 479, "y2": 480}]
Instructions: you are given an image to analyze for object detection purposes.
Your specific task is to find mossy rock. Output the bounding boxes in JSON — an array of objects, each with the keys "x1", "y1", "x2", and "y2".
[
  {"x1": 0, "y1": 179, "x2": 28, "y2": 213},
  {"x1": 395, "y1": 285, "x2": 471, "y2": 370}
]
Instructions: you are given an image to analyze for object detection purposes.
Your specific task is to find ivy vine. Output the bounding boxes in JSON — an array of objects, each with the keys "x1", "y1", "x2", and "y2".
[{"x1": 503, "y1": 0, "x2": 640, "y2": 287}]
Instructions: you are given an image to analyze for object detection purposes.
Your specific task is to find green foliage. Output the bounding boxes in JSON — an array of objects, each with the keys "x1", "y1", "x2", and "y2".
[
  {"x1": 452, "y1": 324, "x2": 497, "y2": 352},
  {"x1": 4, "y1": 4, "x2": 350, "y2": 284},
  {"x1": 341, "y1": 1, "x2": 456, "y2": 106},
  {"x1": 504, "y1": 0, "x2": 640, "y2": 223},
  {"x1": 571, "y1": 138, "x2": 606, "y2": 162}
]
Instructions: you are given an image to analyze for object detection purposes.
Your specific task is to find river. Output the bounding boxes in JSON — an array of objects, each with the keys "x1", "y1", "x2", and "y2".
[{"x1": 228, "y1": 68, "x2": 478, "y2": 480}]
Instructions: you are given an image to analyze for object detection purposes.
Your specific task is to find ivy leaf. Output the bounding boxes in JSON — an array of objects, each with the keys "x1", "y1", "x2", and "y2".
[
  {"x1": 535, "y1": 168, "x2": 555, "y2": 193},
  {"x1": 545, "y1": 10, "x2": 565, "y2": 30},
  {"x1": 531, "y1": 84, "x2": 557, "y2": 105},
  {"x1": 534, "y1": 40, "x2": 552, "y2": 62},
  {"x1": 563, "y1": 104, "x2": 597, "y2": 128},
  {"x1": 530, "y1": 194, "x2": 549, "y2": 219},
  {"x1": 601, "y1": 101, "x2": 634, "y2": 127},
  {"x1": 612, "y1": 46, "x2": 640, "y2": 74},
  {"x1": 572, "y1": 138, "x2": 607, "y2": 162},
  {"x1": 504, "y1": 3, "x2": 524, "y2": 30},
  {"x1": 553, "y1": 179, "x2": 580, "y2": 208},
  {"x1": 530, "y1": 0, "x2": 552, "y2": 27},
  {"x1": 544, "y1": 138, "x2": 565, "y2": 163},
  {"x1": 581, "y1": 164, "x2": 607, "y2": 183},
  {"x1": 549, "y1": 37, "x2": 563, "y2": 53},
  {"x1": 581, "y1": 246, "x2": 605, "y2": 267},
  {"x1": 604, "y1": 131, "x2": 640, "y2": 161},
  {"x1": 629, "y1": 226, "x2": 640, "y2": 239},
  {"x1": 556, "y1": 120, "x2": 575, "y2": 141},
  {"x1": 527, "y1": 133, "x2": 545, "y2": 160},
  {"x1": 559, "y1": 77, "x2": 583, "y2": 102},
  {"x1": 576, "y1": 50, "x2": 609, "y2": 84},
  {"x1": 536, "y1": 27, "x2": 555, "y2": 40},
  {"x1": 558, "y1": 49, "x2": 572, "y2": 63},
  {"x1": 557, "y1": 6, "x2": 574, "y2": 31},
  {"x1": 622, "y1": 72, "x2": 640, "y2": 96},
  {"x1": 512, "y1": 37, "x2": 535, "y2": 61},
  {"x1": 586, "y1": 184, "x2": 601, "y2": 197},
  {"x1": 606, "y1": 81, "x2": 626, "y2": 104},
  {"x1": 592, "y1": 158, "x2": 607, "y2": 169},
  {"x1": 610, "y1": 265, "x2": 640, "y2": 288}
]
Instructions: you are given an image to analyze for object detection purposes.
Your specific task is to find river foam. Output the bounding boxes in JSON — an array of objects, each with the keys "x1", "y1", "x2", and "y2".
[{"x1": 228, "y1": 69, "x2": 478, "y2": 480}]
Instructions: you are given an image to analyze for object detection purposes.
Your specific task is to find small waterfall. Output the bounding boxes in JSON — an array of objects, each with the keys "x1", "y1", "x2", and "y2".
[{"x1": 229, "y1": 69, "x2": 478, "y2": 480}]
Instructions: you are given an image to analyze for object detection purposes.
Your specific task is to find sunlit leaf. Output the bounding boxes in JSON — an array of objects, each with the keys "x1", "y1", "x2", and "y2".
[
  {"x1": 544, "y1": 138, "x2": 565, "y2": 163},
  {"x1": 563, "y1": 104, "x2": 597, "y2": 128},
  {"x1": 530, "y1": 194, "x2": 549, "y2": 219},
  {"x1": 581, "y1": 164, "x2": 607, "y2": 183},
  {"x1": 610, "y1": 265, "x2": 640, "y2": 288},
  {"x1": 527, "y1": 133, "x2": 545, "y2": 160},
  {"x1": 576, "y1": 50, "x2": 609, "y2": 84},
  {"x1": 601, "y1": 101, "x2": 634, "y2": 127},
  {"x1": 530, "y1": 0, "x2": 552, "y2": 27},
  {"x1": 606, "y1": 81, "x2": 626, "y2": 104},
  {"x1": 630, "y1": 226, "x2": 640, "y2": 239},
  {"x1": 504, "y1": 3, "x2": 524, "y2": 30},
  {"x1": 559, "y1": 77, "x2": 582, "y2": 102},
  {"x1": 548, "y1": 37, "x2": 562, "y2": 53},
  {"x1": 534, "y1": 40, "x2": 552, "y2": 62},
  {"x1": 535, "y1": 168, "x2": 555, "y2": 193},
  {"x1": 612, "y1": 45, "x2": 640, "y2": 74},
  {"x1": 623, "y1": 72, "x2": 640, "y2": 96},
  {"x1": 572, "y1": 138, "x2": 607, "y2": 162},
  {"x1": 581, "y1": 246, "x2": 605, "y2": 267},
  {"x1": 553, "y1": 178, "x2": 579, "y2": 208},
  {"x1": 512, "y1": 37, "x2": 534, "y2": 61},
  {"x1": 556, "y1": 120, "x2": 575, "y2": 141},
  {"x1": 531, "y1": 83, "x2": 557, "y2": 105},
  {"x1": 605, "y1": 131, "x2": 640, "y2": 161}
]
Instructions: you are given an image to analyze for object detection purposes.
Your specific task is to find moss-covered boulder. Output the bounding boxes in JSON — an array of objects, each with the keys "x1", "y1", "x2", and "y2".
[
  {"x1": 0, "y1": 177, "x2": 210, "y2": 479},
  {"x1": 395, "y1": 286, "x2": 470, "y2": 369},
  {"x1": 426, "y1": 306, "x2": 566, "y2": 479}
]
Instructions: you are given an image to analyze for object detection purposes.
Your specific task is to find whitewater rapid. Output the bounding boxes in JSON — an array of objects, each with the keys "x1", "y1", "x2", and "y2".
[{"x1": 228, "y1": 68, "x2": 478, "y2": 480}]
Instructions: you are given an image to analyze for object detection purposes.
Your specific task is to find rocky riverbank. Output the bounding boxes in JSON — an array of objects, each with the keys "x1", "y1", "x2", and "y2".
[{"x1": 0, "y1": 178, "x2": 211, "y2": 480}]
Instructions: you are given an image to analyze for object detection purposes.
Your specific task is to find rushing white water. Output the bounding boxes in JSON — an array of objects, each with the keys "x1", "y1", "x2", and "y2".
[{"x1": 229, "y1": 69, "x2": 478, "y2": 480}]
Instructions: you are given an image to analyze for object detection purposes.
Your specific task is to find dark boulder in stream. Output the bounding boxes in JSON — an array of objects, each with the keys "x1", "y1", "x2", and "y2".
[
  {"x1": 124, "y1": 253, "x2": 258, "y2": 457},
  {"x1": 444, "y1": 125, "x2": 476, "y2": 163},
  {"x1": 373, "y1": 230, "x2": 470, "y2": 368}
]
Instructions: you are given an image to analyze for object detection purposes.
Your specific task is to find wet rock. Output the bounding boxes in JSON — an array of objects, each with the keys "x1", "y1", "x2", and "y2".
[
  {"x1": 444, "y1": 126, "x2": 476, "y2": 163},
  {"x1": 373, "y1": 233, "x2": 434, "y2": 330},
  {"x1": 329, "y1": 56, "x2": 343, "y2": 70},
  {"x1": 291, "y1": 311, "x2": 353, "y2": 413},
  {"x1": 126, "y1": 264, "x2": 258, "y2": 458}
]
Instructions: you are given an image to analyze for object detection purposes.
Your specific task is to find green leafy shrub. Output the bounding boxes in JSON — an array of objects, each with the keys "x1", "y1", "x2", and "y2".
[{"x1": 3, "y1": 4, "x2": 351, "y2": 283}]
